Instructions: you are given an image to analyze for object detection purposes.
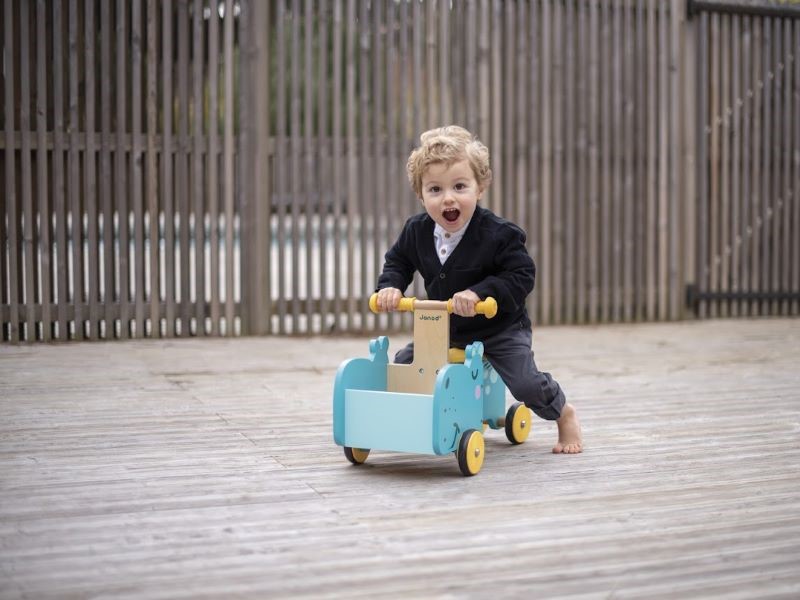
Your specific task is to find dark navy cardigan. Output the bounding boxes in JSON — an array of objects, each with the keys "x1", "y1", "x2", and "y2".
[{"x1": 376, "y1": 205, "x2": 536, "y2": 345}]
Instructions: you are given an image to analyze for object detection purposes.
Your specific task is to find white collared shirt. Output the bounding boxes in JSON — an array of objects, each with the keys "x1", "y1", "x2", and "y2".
[{"x1": 433, "y1": 220, "x2": 470, "y2": 265}]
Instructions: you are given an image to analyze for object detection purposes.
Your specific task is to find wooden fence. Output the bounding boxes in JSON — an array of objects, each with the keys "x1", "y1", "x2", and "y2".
[{"x1": 1, "y1": 0, "x2": 799, "y2": 342}]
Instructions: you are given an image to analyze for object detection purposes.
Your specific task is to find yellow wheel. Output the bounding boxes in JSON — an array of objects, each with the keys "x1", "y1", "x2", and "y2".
[
  {"x1": 344, "y1": 446, "x2": 370, "y2": 465},
  {"x1": 505, "y1": 402, "x2": 532, "y2": 445},
  {"x1": 457, "y1": 429, "x2": 485, "y2": 476}
]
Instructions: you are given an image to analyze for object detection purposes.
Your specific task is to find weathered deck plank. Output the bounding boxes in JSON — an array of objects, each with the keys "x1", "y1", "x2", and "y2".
[{"x1": 1, "y1": 319, "x2": 799, "y2": 598}]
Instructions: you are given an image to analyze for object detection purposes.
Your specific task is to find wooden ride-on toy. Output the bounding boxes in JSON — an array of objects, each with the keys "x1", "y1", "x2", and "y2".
[{"x1": 332, "y1": 294, "x2": 533, "y2": 476}]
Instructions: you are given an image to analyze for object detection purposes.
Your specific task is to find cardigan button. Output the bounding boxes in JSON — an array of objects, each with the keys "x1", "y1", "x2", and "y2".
[{"x1": 439, "y1": 273, "x2": 446, "y2": 279}]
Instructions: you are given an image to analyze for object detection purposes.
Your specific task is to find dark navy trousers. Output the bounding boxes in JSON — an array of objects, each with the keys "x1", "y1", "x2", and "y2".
[{"x1": 393, "y1": 323, "x2": 566, "y2": 421}]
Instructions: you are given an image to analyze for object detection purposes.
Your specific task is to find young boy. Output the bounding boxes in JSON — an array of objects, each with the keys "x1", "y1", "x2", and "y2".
[{"x1": 374, "y1": 125, "x2": 582, "y2": 454}]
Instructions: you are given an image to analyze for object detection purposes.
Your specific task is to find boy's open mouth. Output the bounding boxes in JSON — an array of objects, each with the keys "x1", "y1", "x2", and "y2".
[{"x1": 443, "y1": 208, "x2": 460, "y2": 223}]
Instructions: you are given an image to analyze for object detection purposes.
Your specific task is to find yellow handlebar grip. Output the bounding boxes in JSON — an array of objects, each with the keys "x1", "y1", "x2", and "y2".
[
  {"x1": 445, "y1": 296, "x2": 498, "y2": 318},
  {"x1": 476, "y1": 297, "x2": 498, "y2": 319},
  {"x1": 369, "y1": 292, "x2": 417, "y2": 313},
  {"x1": 397, "y1": 297, "x2": 416, "y2": 312}
]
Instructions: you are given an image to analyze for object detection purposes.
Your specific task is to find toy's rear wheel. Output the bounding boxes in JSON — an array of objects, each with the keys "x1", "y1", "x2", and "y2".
[
  {"x1": 505, "y1": 402, "x2": 532, "y2": 445},
  {"x1": 456, "y1": 429, "x2": 485, "y2": 476},
  {"x1": 344, "y1": 447, "x2": 370, "y2": 465}
]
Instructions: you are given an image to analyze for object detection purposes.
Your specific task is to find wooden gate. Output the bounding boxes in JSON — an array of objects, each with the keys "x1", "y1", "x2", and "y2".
[{"x1": 688, "y1": 0, "x2": 800, "y2": 317}]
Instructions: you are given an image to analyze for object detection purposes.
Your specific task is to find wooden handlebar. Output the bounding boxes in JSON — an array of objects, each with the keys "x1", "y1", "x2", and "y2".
[{"x1": 369, "y1": 293, "x2": 497, "y2": 319}]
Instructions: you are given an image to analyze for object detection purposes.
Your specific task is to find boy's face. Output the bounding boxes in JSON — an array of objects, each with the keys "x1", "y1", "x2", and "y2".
[{"x1": 419, "y1": 159, "x2": 482, "y2": 233}]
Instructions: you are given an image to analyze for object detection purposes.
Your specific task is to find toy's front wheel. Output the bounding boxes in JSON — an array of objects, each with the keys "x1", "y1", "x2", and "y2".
[
  {"x1": 344, "y1": 447, "x2": 370, "y2": 465},
  {"x1": 505, "y1": 402, "x2": 532, "y2": 445},
  {"x1": 457, "y1": 429, "x2": 485, "y2": 476}
]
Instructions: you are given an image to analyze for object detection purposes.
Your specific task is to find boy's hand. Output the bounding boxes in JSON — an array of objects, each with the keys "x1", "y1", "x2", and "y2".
[
  {"x1": 452, "y1": 289, "x2": 481, "y2": 317},
  {"x1": 376, "y1": 287, "x2": 403, "y2": 312}
]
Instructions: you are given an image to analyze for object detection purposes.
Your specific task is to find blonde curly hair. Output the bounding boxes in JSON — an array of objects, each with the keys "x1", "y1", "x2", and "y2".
[{"x1": 406, "y1": 125, "x2": 493, "y2": 197}]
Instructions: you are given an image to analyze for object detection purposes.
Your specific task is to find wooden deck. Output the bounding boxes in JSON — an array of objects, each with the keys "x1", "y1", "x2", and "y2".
[{"x1": 1, "y1": 319, "x2": 799, "y2": 599}]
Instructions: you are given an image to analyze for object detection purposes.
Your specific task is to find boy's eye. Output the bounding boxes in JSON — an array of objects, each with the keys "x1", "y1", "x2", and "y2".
[
  {"x1": 429, "y1": 186, "x2": 441, "y2": 193},
  {"x1": 454, "y1": 183, "x2": 466, "y2": 191}
]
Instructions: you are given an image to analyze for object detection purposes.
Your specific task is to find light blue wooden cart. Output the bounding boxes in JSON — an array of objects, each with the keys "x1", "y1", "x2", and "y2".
[{"x1": 332, "y1": 295, "x2": 532, "y2": 476}]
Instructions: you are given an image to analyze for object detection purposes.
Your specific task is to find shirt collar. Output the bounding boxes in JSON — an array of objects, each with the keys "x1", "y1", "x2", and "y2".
[{"x1": 433, "y1": 219, "x2": 471, "y2": 243}]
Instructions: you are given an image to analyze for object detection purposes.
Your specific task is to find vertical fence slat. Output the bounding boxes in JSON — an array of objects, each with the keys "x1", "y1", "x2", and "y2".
[
  {"x1": 658, "y1": 2, "x2": 671, "y2": 319},
  {"x1": 20, "y1": 0, "x2": 36, "y2": 340},
  {"x1": 490, "y1": 0, "x2": 502, "y2": 215},
  {"x1": 770, "y1": 18, "x2": 783, "y2": 315},
  {"x1": 411, "y1": 0, "x2": 422, "y2": 142},
  {"x1": 760, "y1": 18, "x2": 772, "y2": 315},
  {"x1": 53, "y1": 0, "x2": 68, "y2": 340},
  {"x1": 289, "y1": 0, "x2": 301, "y2": 332},
  {"x1": 502, "y1": 0, "x2": 514, "y2": 220},
  {"x1": 384, "y1": 0, "x2": 397, "y2": 333},
  {"x1": 223, "y1": 0, "x2": 234, "y2": 334},
  {"x1": 191, "y1": 0, "x2": 205, "y2": 334},
  {"x1": 780, "y1": 19, "x2": 792, "y2": 315},
  {"x1": 116, "y1": 0, "x2": 131, "y2": 338},
  {"x1": 588, "y1": 0, "x2": 599, "y2": 323},
  {"x1": 682, "y1": 0, "x2": 698, "y2": 320},
  {"x1": 539, "y1": 0, "x2": 552, "y2": 324},
  {"x1": 730, "y1": 14, "x2": 741, "y2": 317},
  {"x1": 477, "y1": 0, "x2": 489, "y2": 145},
  {"x1": 749, "y1": 18, "x2": 762, "y2": 317},
  {"x1": 275, "y1": 0, "x2": 287, "y2": 334},
  {"x1": 563, "y1": 0, "x2": 574, "y2": 323},
  {"x1": 647, "y1": 0, "x2": 658, "y2": 319},
  {"x1": 67, "y1": 0, "x2": 84, "y2": 339},
  {"x1": 526, "y1": 0, "x2": 541, "y2": 323},
  {"x1": 0, "y1": 2, "x2": 7, "y2": 341},
  {"x1": 177, "y1": 0, "x2": 190, "y2": 335},
  {"x1": 731, "y1": 13, "x2": 742, "y2": 317},
  {"x1": 669, "y1": 0, "x2": 684, "y2": 319},
  {"x1": 163, "y1": 0, "x2": 175, "y2": 336},
  {"x1": 739, "y1": 15, "x2": 751, "y2": 317},
  {"x1": 345, "y1": 0, "x2": 356, "y2": 330},
  {"x1": 622, "y1": 0, "x2": 634, "y2": 321},
  {"x1": 425, "y1": 0, "x2": 435, "y2": 128},
  {"x1": 84, "y1": 0, "x2": 99, "y2": 338},
  {"x1": 719, "y1": 14, "x2": 731, "y2": 318},
  {"x1": 317, "y1": 1, "x2": 329, "y2": 330},
  {"x1": 131, "y1": 0, "x2": 145, "y2": 337},
  {"x1": 575, "y1": 0, "x2": 587, "y2": 324},
  {"x1": 4, "y1": 0, "x2": 19, "y2": 341},
  {"x1": 793, "y1": 19, "x2": 800, "y2": 315},
  {"x1": 599, "y1": 0, "x2": 611, "y2": 322},
  {"x1": 238, "y1": 0, "x2": 266, "y2": 335},
  {"x1": 371, "y1": 0, "x2": 383, "y2": 333},
  {"x1": 357, "y1": 0, "x2": 368, "y2": 331},
  {"x1": 440, "y1": 0, "x2": 449, "y2": 124},
  {"x1": 516, "y1": 0, "x2": 528, "y2": 268},
  {"x1": 332, "y1": 0, "x2": 342, "y2": 331},
  {"x1": 99, "y1": 0, "x2": 113, "y2": 336},
  {"x1": 208, "y1": 0, "x2": 220, "y2": 334},
  {"x1": 633, "y1": 0, "x2": 646, "y2": 321},
  {"x1": 303, "y1": 0, "x2": 313, "y2": 332},
  {"x1": 36, "y1": 0, "x2": 52, "y2": 340},
  {"x1": 146, "y1": 0, "x2": 158, "y2": 336},
  {"x1": 464, "y1": 0, "x2": 476, "y2": 133},
  {"x1": 611, "y1": 0, "x2": 622, "y2": 322}
]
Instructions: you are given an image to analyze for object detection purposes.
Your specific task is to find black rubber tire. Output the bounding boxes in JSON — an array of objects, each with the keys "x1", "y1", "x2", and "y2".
[
  {"x1": 343, "y1": 446, "x2": 369, "y2": 465},
  {"x1": 456, "y1": 429, "x2": 483, "y2": 476},
  {"x1": 505, "y1": 402, "x2": 530, "y2": 445}
]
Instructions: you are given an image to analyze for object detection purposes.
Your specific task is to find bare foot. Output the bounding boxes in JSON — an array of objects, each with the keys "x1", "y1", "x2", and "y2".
[{"x1": 553, "y1": 403, "x2": 583, "y2": 454}]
